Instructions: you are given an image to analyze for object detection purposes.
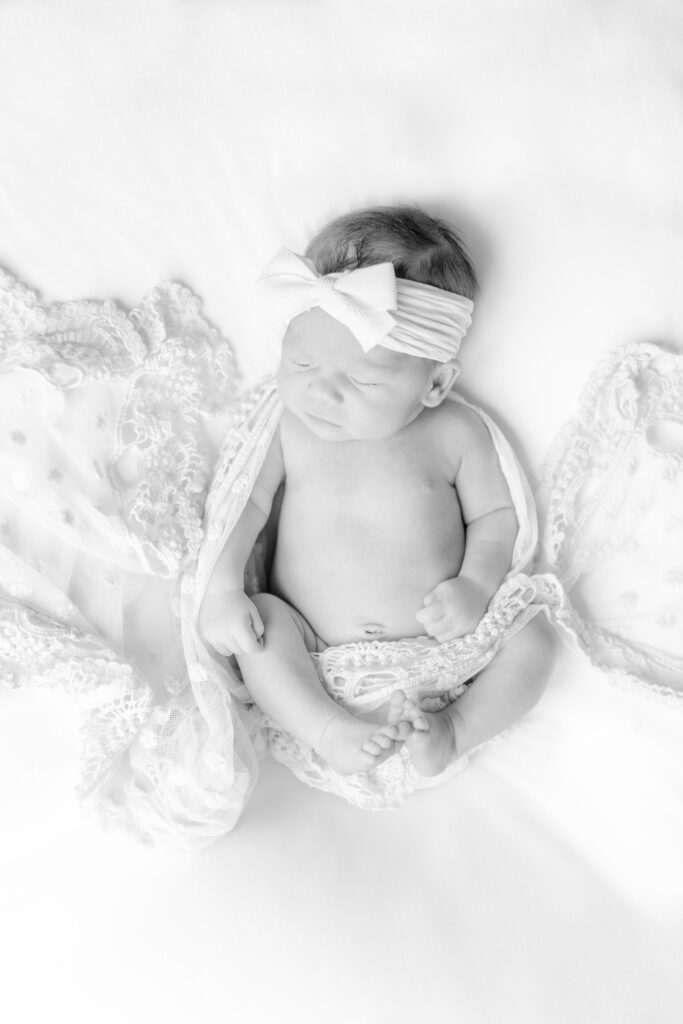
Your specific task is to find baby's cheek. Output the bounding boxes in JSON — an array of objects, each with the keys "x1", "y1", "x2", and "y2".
[
  {"x1": 372, "y1": 404, "x2": 412, "y2": 439},
  {"x1": 276, "y1": 372, "x2": 297, "y2": 410}
]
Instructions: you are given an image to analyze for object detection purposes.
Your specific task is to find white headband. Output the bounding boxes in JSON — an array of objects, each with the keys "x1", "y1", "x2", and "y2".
[{"x1": 256, "y1": 248, "x2": 473, "y2": 362}]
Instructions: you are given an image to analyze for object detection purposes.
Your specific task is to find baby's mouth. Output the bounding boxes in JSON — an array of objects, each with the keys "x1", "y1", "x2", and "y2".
[{"x1": 306, "y1": 410, "x2": 340, "y2": 428}]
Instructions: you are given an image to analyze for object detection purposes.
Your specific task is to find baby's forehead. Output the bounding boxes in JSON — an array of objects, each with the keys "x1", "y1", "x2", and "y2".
[
  {"x1": 362, "y1": 346, "x2": 412, "y2": 370},
  {"x1": 283, "y1": 309, "x2": 418, "y2": 371}
]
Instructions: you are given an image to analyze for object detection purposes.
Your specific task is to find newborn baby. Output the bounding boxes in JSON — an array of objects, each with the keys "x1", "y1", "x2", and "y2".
[{"x1": 200, "y1": 206, "x2": 553, "y2": 776}]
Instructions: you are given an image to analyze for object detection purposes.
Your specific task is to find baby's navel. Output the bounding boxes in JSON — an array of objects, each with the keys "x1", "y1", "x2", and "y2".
[{"x1": 361, "y1": 622, "x2": 386, "y2": 638}]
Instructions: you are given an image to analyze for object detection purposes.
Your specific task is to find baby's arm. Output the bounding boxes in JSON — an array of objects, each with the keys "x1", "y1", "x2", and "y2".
[
  {"x1": 199, "y1": 430, "x2": 285, "y2": 655},
  {"x1": 417, "y1": 406, "x2": 517, "y2": 641}
]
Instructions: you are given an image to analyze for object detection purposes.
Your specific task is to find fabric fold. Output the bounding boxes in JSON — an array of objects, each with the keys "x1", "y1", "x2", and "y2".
[{"x1": 1, "y1": 267, "x2": 680, "y2": 848}]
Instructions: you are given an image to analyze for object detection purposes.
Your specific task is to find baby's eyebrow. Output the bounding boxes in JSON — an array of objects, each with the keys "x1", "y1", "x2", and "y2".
[
  {"x1": 283, "y1": 338, "x2": 314, "y2": 358},
  {"x1": 358, "y1": 352, "x2": 403, "y2": 374}
]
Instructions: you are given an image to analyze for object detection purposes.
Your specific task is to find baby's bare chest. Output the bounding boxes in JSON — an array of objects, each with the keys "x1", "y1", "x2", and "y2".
[{"x1": 279, "y1": 419, "x2": 460, "y2": 529}]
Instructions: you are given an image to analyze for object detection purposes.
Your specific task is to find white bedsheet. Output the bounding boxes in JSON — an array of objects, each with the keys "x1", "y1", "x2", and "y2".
[{"x1": 1, "y1": 2, "x2": 682, "y2": 1022}]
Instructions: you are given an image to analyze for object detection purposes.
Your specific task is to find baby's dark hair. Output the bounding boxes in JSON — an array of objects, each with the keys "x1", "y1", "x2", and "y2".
[{"x1": 305, "y1": 205, "x2": 478, "y2": 299}]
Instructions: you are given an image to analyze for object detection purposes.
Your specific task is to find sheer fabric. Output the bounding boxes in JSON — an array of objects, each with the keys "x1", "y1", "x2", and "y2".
[
  {"x1": 536, "y1": 343, "x2": 683, "y2": 704},
  {"x1": 1, "y1": 269, "x2": 680, "y2": 848}
]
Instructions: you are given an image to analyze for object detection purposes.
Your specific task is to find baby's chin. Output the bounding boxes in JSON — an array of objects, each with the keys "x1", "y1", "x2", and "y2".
[
  {"x1": 301, "y1": 410, "x2": 348, "y2": 439},
  {"x1": 300, "y1": 412, "x2": 401, "y2": 443}
]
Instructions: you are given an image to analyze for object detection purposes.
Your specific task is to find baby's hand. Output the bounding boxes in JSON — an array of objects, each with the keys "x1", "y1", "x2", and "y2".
[
  {"x1": 416, "y1": 576, "x2": 490, "y2": 642},
  {"x1": 198, "y1": 588, "x2": 265, "y2": 656}
]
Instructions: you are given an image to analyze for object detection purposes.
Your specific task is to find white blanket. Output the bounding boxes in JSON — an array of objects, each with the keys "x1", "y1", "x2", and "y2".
[{"x1": 1, "y1": 2, "x2": 682, "y2": 1022}]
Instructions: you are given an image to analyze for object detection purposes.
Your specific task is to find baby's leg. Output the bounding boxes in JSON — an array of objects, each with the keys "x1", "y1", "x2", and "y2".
[
  {"x1": 398, "y1": 614, "x2": 556, "y2": 777},
  {"x1": 236, "y1": 593, "x2": 402, "y2": 775}
]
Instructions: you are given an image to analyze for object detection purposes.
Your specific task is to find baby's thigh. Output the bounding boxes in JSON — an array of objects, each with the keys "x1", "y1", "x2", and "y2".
[
  {"x1": 251, "y1": 592, "x2": 322, "y2": 654},
  {"x1": 509, "y1": 613, "x2": 556, "y2": 666},
  {"x1": 483, "y1": 612, "x2": 556, "y2": 686}
]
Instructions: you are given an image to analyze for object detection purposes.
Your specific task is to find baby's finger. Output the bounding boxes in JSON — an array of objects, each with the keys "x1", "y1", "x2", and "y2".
[
  {"x1": 249, "y1": 605, "x2": 265, "y2": 642},
  {"x1": 416, "y1": 602, "x2": 443, "y2": 625},
  {"x1": 202, "y1": 627, "x2": 235, "y2": 656},
  {"x1": 210, "y1": 639, "x2": 233, "y2": 657},
  {"x1": 421, "y1": 613, "x2": 451, "y2": 637},
  {"x1": 239, "y1": 631, "x2": 264, "y2": 655},
  {"x1": 220, "y1": 638, "x2": 241, "y2": 656},
  {"x1": 230, "y1": 615, "x2": 262, "y2": 655}
]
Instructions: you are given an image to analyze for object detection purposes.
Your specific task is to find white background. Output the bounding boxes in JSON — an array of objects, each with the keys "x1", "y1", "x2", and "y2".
[{"x1": 1, "y1": 2, "x2": 682, "y2": 1022}]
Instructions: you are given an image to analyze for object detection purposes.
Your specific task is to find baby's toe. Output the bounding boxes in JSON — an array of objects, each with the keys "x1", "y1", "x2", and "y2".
[
  {"x1": 386, "y1": 690, "x2": 407, "y2": 725},
  {"x1": 402, "y1": 696, "x2": 419, "y2": 716},
  {"x1": 394, "y1": 720, "x2": 413, "y2": 740},
  {"x1": 362, "y1": 737, "x2": 383, "y2": 756},
  {"x1": 372, "y1": 731, "x2": 395, "y2": 751}
]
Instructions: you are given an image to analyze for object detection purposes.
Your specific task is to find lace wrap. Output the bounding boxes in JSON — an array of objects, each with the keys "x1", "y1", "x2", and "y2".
[
  {"x1": 0, "y1": 269, "x2": 238, "y2": 578},
  {"x1": 2, "y1": 265, "x2": 681, "y2": 848},
  {"x1": 0, "y1": 271, "x2": 256, "y2": 846},
  {"x1": 536, "y1": 343, "x2": 683, "y2": 706}
]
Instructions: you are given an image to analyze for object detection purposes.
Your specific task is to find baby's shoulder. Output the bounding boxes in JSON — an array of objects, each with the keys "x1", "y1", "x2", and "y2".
[{"x1": 428, "y1": 396, "x2": 494, "y2": 452}]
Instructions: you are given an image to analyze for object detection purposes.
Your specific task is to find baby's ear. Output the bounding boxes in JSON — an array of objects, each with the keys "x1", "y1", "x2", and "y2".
[{"x1": 422, "y1": 360, "x2": 461, "y2": 407}]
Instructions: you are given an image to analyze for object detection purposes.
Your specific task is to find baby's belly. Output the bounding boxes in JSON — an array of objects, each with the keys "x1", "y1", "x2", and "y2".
[{"x1": 271, "y1": 509, "x2": 464, "y2": 647}]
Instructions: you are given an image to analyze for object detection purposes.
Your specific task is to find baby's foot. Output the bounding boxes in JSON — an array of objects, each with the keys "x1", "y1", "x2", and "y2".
[
  {"x1": 386, "y1": 690, "x2": 428, "y2": 735},
  {"x1": 315, "y1": 711, "x2": 402, "y2": 776},
  {"x1": 404, "y1": 708, "x2": 457, "y2": 776},
  {"x1": 389, "y1": 690, "x2": 457, "y2": 777}
]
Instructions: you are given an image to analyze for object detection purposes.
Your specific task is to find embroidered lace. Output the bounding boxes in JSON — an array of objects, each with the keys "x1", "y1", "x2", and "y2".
[
  {"x1": 536, "y1": 342, "x2": 683, "y2": 703},
  {"x1": 1, "y1": 268, "x2": 681, "y2": 847}
]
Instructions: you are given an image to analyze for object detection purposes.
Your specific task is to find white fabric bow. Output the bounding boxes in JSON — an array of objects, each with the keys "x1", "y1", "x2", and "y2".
[
  {"x1": 256, "y1": 247, "x2": 474, "y2": 361},
  {"x1": 256, "y1": 248, "x2": 398, "y2": 352}
]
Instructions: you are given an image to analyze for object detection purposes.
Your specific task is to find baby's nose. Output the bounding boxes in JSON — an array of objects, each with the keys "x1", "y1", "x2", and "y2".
[{"x1": 307, "y1": 373, "x2": 344, "y2": 404}]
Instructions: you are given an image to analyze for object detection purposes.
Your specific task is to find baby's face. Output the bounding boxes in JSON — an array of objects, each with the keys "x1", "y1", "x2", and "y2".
[{"x1": 277, "y1": 308, "x2": 439, "y2": 442}]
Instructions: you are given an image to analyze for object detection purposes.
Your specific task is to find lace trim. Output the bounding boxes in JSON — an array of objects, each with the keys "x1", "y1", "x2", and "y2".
[
  {"x1": 315, "y1": 574, "x2": 554, "y2": 710},
  {"x1": 536, "y1": 341, "x2": 683, "y2": 700},
  {"x1": 265, "y1": 721, "x2": 424, "y2": 810},
  {"x1": 115, "y1": 284, "x2": 240, "y2": 575},
  {"x1": 538, "y1": 342, "x2": 683, "y2": 567},
  {"x1": 1, "y1": 270, "x2": 240, "y2": 577},
  {"x1": 197, "y1": 376, "x2": 281, "y2": 592},
  {"x1": 0, "y1": 268, "x2": 145, "y2": 383},
  {"x1": 605, "y1": 668, "x2": 683, "y2": 710},
  {"x1": 0, "y1": 594, "x2": 152, "y2": 795}
]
